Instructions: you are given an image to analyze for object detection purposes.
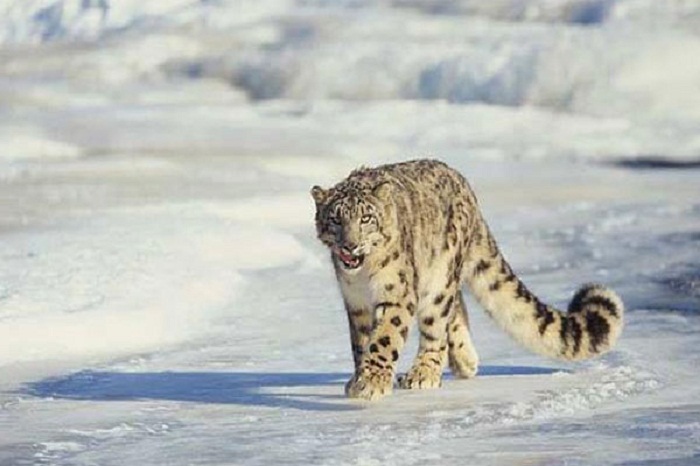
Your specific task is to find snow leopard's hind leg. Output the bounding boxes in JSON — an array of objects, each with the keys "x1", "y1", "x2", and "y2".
[
  {"x1": 446, "y1": 293, "x2": 479, "y2": 379},
  {"x1": 397, "y1": 285, "x2": 460, "y2": 390}
]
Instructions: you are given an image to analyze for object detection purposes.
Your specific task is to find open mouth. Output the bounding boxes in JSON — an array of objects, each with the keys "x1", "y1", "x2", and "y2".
[{"x1": 334, "y1": 248, "x2": 365, "y2": 270}]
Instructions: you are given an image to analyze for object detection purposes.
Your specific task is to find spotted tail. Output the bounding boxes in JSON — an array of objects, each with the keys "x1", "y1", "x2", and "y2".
[{"x1": 464, "y1": 223, "x2": 624, "y2": 361}]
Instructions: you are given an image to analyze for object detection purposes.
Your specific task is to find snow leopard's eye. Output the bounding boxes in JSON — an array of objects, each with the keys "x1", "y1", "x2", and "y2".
[{"x1": 360, "y1": 214, "x2": 372, "y2": 224}]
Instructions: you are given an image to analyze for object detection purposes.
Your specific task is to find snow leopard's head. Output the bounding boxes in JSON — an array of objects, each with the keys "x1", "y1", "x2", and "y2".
[{"x1": 311, "y1": 180, "x2": 394, "y2": 272}]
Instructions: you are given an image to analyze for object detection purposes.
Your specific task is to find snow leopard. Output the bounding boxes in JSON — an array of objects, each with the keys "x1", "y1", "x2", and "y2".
[{"x1": 311, "y1": 159, "x2": 624, "y2": 401}]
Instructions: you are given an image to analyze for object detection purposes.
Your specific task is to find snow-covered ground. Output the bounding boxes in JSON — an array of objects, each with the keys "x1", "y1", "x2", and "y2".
[{"x1": 1, "y1": 1, "x2": 699, "y2": 465}]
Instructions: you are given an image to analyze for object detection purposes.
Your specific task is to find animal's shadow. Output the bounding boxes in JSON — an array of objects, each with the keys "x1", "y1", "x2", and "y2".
[{"x1": 23, "y1": 366, "x2": 564, "y2": 412}]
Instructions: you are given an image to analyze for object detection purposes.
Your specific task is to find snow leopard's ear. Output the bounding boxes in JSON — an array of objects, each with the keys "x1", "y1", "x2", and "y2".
[
  {"x1": 311, "y1": 185, "x2": 328, "y2": 205},
  {"x1": 372, "y1": 181, "x2": 392, "y2": 200}
]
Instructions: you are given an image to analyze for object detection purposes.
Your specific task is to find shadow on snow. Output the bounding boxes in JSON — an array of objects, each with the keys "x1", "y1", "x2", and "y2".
[{"x1": 23, "y1": 365, "x2": 564, "y2": 412}]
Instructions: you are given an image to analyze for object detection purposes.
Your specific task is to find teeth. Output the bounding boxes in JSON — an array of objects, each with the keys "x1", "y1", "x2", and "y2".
[{"x1": 334, "y1": 248, "x2": 364, "y2": 269}]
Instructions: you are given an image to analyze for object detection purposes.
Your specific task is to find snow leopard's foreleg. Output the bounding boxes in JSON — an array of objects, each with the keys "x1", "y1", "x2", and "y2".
[
  {"x1": 345, "y1": 261, "x2": 417, "y2": 401},
  {"x1": 344, "y1": 303, "x2": 374, "y2": 372}
]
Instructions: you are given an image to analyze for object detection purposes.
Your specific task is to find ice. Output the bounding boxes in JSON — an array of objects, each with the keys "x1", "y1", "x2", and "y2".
[{"x1": 1, "y1": 0, "x2": 700, "y2": 465}]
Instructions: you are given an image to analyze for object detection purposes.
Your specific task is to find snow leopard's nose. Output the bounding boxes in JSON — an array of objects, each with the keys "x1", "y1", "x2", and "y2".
[{"x1": 341, "y1": 242, "x2": 359, "y2": 255}]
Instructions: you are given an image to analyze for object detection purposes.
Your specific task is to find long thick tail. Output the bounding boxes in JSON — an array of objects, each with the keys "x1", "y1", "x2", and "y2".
[{"x1": 464, "y1": 221, "x2": 624, "y2": 361}]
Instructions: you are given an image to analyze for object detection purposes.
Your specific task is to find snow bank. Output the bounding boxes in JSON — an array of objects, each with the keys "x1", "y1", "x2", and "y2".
[
  {"x1": 393, "y1": 0, "x2": 699, "y2": 26},
  {"x1": 216, "y1": 9, "x2": 700, "y2": 121},
  {"x1": 3, "y1": 0, "x2": 699, "y2": 122},
  {"x1": 73, "y1": 34, "x2": 203, "y2": 85},
  {"x1": 0, "y1": 126, "x2": 83, "y2": 160},
  {"x1": 0, "y1": 0, "x2": 291, "y2": 44},
  {"x1": 1, "y1": 0, "x2": 699, "y2": 163},
  {"x1": 0, "y1": 204, "x2": 305, "y2": 368},
  {"x1": 0, "y1": 0, "x2": 157, "y2": 44}
]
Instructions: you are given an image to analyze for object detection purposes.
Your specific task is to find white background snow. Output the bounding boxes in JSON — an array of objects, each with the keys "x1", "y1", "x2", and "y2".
[{"x1": 1, "y1": 0, "x2": 700, "y2": 465}]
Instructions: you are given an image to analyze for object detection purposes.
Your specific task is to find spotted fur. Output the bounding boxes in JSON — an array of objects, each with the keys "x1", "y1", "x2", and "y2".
[{"x1": 312, "y1": 159, "x2": 624, "y2": 401}]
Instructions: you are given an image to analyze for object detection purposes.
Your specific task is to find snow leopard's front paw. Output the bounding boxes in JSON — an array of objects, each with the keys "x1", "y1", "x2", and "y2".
[
  {"x1": 397, "y1": 364, "x2": 443, "y2": 390},
  {"x1": 345, "y1": 368, "x2": 393, "y2": 401}
]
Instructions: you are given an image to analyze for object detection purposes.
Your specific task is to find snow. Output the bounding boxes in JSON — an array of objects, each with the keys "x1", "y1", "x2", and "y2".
[
  {"x1": 0, "y1": 126, "x2": 82, "y2": 160},
  {"x1": 0, "y1": 206, "x2": 306, "y2": 368},
  {"x1": 1, "y1": 0, "x2": 700, "y2": 465}
]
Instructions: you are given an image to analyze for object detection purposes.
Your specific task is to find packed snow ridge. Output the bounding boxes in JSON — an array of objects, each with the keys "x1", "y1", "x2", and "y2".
[{"x1": 3, "y1": 0, "x2": 699, "y2": 123}]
